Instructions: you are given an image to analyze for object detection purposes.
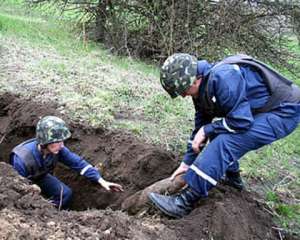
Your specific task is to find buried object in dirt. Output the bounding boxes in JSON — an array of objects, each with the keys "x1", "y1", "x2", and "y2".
[{"x1": 121, "y1": 174, "x2": 186, "y2": 214}]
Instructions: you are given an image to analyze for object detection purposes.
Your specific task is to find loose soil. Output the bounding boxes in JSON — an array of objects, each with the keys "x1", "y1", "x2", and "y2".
[{"x1": 0, "y1": 93, "x2": 298, "y2": 240}]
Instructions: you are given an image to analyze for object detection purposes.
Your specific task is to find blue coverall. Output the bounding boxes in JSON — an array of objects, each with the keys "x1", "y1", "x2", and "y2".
[
  {"x1": 183, "y1": 61, "x2": 300, "y2": 197},
  {"x1": 11, "y1": 140, "x2": 102, "y2": 209}
]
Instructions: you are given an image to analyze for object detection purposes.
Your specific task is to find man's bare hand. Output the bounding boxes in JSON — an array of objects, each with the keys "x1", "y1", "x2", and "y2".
[
  {"x1": 170, "y1": 162, "x2": 189, "y2": 181},
  {"x1": 98, "y1": 178, "x2": 124, "y2": 192},
  {"x1": 192, "y1": 127, "x2": 206, "y2": 153}
]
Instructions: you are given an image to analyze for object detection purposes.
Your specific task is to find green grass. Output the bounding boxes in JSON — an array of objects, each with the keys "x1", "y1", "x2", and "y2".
[
  {"x1": 0, "y1": 0, "x2": 300, "y2": 235},
  {"x1": 0, "y1": 0, "x2": 191, "y2": 151},
  {"x1": 265, "y1": 190, "x2": 300, "y2": 234},
  {"x1": 0, "y1": 0, "x2": 159, "y2": 76},
  {"x1": 0, "y1": 11, "x2": 82, "y2": 54}
]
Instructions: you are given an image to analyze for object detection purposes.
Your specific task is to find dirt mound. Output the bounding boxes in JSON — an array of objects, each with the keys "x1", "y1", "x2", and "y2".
[
  {"x1": 0, "y1": 162, "x2": 177, "y2": 239},
  {"x1": 172, "y1": 185, "x2": 277, "y2": 240},
  {"x1": 0, "y1": 92, "x2": 297, "y2": 240}
]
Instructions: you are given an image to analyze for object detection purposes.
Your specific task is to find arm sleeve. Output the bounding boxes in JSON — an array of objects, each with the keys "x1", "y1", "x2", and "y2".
[
  {"x1": 203, "y1": 65, "x2": 254, "y2": 137},
  {"x1": 183, "y1": 110, "x2": 212, "y2": 166},
  {"x1": 11, "y1": 154, "x2": 28, "y2": 177},
  {"x1": 59, "y1": 147, "x2": 102, "y2": 182}
]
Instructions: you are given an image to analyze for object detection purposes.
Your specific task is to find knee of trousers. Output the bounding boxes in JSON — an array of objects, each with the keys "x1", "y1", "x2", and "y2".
[
  {"x1": 198, "y1": 136, "x2": 238, "y2": 176},
  {"x1": 184, "y1": 135, "x2": 239, "y2": 196}
]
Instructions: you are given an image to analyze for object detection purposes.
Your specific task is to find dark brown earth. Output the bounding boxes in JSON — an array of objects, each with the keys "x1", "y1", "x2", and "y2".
[{"x1": 0, "y1": 92, "x2": 298, "y2": 240}]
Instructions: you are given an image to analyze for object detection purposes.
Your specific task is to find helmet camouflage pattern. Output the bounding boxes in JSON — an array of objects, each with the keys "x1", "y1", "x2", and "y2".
[
  {"x1": 36, "y1": 116, "x2": 71, "y2": 145},
  {"x1": 160, "y1": 53, "x2": 198, "y2": 98}
]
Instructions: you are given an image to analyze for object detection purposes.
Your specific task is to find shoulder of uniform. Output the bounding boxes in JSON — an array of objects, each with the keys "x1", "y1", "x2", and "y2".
[
  {"x1": 212, "y1": 62, "x2": 240, "y2": 72},
  {"x1": 210, "y1": 63, "x2": 241, "y2": 79}
]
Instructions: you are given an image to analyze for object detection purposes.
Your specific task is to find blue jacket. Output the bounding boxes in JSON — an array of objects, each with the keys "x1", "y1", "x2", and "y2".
[
  {"x1": 11, "y1": 139, "x2": 102, "y2": 182},
  {"x1": 183, "y1": 61, "x2": 300, "y2": 165}
]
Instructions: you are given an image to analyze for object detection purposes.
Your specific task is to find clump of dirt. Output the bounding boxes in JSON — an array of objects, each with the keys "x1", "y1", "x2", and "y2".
[{"x1": 0, "y1": 92, "x2": 297, "y2": 240}]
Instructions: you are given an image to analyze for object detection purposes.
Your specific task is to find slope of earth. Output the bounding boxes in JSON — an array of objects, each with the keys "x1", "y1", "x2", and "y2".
[
  {"x1": 0, "y1": 162, "x2": 178, "y2": 240},
  {"x1": 0, "y1": 93, "x2": 296, "y2": 240}
]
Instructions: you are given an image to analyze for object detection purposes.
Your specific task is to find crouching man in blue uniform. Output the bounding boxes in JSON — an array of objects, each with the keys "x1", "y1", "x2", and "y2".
[
  {"x1": 148, "y1": 53, "x2": 300, "y2": 218},
  {"x1": 10, "y1": 116, "x2": 123, "y2": 209}
]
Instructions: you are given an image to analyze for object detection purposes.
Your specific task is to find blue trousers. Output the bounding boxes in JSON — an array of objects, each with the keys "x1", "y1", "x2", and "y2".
[
  {"x1": 184, "y1": 112, "x2": 300, "y2": 197},
  {"x1": 35, "y1": 174, "x2": 72, "y2": 209}
]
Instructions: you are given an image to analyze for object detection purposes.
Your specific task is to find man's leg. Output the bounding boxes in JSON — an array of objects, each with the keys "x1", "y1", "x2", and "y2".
[
  {"x1": 35, "y1": 174, "x2": 72, "y2": 209},
  {"x1": 224, "y1": 161, "x2": 244, "y2": 190},
  {"x1": 185, "y1": 112, "x2": 299, "y2": 196},
  {"x1": 150, "y1": 112, "x2": 299, "y2": 217},
  {"x1": 226, "y1": 161, "x2": 240, "y2": 173}
]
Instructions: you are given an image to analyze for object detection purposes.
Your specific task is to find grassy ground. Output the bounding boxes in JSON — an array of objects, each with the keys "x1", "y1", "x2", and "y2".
[{"x1": 0, "y1": 0, "x2": 299, "y2": 235}]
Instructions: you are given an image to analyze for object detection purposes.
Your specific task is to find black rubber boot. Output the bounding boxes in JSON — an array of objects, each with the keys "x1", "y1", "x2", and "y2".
[
  {"x1": 148, "y1": 187, "x2": 200, "y2": 219},
  {"x1": 225, "y1": 171, "x2": 244, "y2": 191}
]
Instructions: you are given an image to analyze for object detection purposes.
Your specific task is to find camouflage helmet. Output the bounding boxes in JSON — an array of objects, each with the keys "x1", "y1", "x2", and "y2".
[
  {"x1": 36, "y1": 116, "x2": 71, "y2": 145},
  {"x1": 160, "y1": 53, "x2": 198, "y2": 98}
]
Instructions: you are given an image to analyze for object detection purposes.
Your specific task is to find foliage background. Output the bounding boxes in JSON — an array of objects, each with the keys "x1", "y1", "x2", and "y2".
[{"x1": 28, "y1": 0, "x2": 300, "y2": 72}]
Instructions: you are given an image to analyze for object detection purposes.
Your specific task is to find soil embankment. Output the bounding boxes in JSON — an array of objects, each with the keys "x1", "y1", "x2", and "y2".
[{"x1": 0, "y1": 93, "x2": 295, "y2": 240}]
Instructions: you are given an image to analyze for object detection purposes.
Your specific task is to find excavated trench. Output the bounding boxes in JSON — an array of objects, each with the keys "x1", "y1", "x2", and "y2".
[
  {"x1": 0, "y1": 92, "x2": 298, "y2": 240},
  {"x1": 0, "y1": 93, "x2": 177, "y2": 211}
]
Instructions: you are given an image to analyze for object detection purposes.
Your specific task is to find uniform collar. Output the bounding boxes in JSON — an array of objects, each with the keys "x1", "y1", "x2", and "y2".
[{"x1": 197, "y1": 60, "x2": 212, "y2": 78}]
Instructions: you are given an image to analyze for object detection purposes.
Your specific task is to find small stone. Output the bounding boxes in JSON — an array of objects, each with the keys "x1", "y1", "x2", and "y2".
[
  {"x1": 47, "y1": 221, "x2": 55, "y2": 227},
  {"x1": 103, "y1": 227, "x2": 112, "y2": 235}
]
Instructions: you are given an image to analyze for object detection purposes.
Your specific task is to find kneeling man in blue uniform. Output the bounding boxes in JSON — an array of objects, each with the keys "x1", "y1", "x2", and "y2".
[
  {"x1": 149, "y1": 53, "x2": 300, "y2": 218},
  {"x1": 11, "y1": 116, "x2": 123, "y2": 209}
]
